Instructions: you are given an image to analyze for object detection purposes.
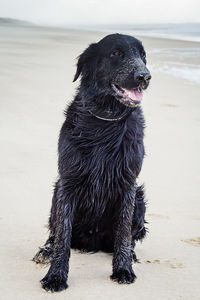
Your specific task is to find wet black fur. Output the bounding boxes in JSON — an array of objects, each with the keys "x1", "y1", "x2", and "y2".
[{"x1": 33, "y1": 34, "x2": 150, "y2": 292}]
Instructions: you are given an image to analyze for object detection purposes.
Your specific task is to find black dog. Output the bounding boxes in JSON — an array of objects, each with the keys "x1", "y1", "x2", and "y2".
[{"x1": 33, "y1": 33, "x2": 151, "y2": 292}]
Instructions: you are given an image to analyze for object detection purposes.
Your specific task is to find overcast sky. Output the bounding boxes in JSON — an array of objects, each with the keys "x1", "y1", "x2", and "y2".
[{"x1": 0, "y1": 0, "x2": 199, "y2": 26}]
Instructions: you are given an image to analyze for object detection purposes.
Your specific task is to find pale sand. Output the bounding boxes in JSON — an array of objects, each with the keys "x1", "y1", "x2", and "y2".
[{"x1": 0, "y1": 24, "x2": 200, "y2": 300}]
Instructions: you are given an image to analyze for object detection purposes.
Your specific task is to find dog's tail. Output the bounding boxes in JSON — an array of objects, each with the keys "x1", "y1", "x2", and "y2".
[{"x1": 132, "y1": 184, "x2": 148, "y2": 241}]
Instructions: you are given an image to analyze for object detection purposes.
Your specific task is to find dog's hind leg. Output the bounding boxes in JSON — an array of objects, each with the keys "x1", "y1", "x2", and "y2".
[
  {"x1": 131, "y1": 185, "x2": 147, "y2": 263},
  {"x1": 130, "y1": 241, "x2": 139, "y2": 263},
  {"x1": 33, "y1": 180, "x2": 59, "y2": 264},
  {"x1": 32, "y1": 235, "x2": 54, "y2": 264},
  {"x1": 132, "y1": 185, "x2": 147, "y2": 241}
]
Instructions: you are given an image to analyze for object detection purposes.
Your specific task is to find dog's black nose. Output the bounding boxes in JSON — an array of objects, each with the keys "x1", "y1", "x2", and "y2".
[{"x1": 135, "y1": 72, "x2": 151, "y2": 82}]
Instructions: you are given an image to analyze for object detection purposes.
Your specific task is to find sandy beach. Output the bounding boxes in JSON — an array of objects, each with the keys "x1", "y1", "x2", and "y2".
[{"x1": 0, "y1": 23, "x2": 200, "y2": 300}]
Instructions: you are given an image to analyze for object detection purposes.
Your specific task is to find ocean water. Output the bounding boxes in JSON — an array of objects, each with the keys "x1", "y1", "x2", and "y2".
[
  {"x1": 147, "y1": 47, "x2": 200, "y2": 85},
  {"x1": 149, "y1": 62, "x2": 200, "y2": 85},
  {"x1": 123, "y1": 23, "x2": 200, "y2": 42}
]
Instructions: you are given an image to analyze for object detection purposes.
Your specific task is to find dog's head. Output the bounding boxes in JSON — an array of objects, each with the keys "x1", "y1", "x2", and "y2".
[{"x1": 73, "y1": 33, "x2": 151, "y2": 107}]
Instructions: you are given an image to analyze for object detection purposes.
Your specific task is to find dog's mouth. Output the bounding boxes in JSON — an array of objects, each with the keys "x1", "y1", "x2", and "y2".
[{"x1": 111, "y1": 84, "x2": 143, "y2": 107}]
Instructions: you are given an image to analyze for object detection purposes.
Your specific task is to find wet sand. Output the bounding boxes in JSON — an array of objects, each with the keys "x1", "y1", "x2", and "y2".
[{"x1": 0, "y1": 24, "x2": 200, "y2": 300}]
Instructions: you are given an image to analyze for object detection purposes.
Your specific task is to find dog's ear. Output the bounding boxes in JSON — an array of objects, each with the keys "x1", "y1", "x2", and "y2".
[{"x1": 73, "y1": 43, "x2": 98, "y2": 82}]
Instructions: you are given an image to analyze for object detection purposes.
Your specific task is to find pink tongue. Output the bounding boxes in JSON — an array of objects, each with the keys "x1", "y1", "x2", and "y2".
[{"x1": 123, "y1": 88, "x2": 143, "y2": 101}]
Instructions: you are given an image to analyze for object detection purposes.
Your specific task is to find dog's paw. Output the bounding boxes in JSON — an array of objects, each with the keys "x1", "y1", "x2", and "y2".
[
  {"x1": 110, "y1": 267, "x2": 137, "y2": 284},
  {"x1": 33, "y1": 247, "x2": 52, "y2": 265},
  {"x1": 41, "y1": 273, "x2": 68, "y2": 292}
]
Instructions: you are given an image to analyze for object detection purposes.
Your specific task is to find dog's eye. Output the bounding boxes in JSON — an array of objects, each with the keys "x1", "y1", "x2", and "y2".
[
  {"x1": 111, "y1": 50, "x2": 123, "y2": 57},
  {"x1": 141, "y1": 51, "x2": 146, "y2": 58}
]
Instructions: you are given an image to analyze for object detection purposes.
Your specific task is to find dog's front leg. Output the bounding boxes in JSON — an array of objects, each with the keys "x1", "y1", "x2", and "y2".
[
  {"x1": 111, "y1": 187, "x2": 137, "y2": 284},
  {"x1": 41, "y1": 180, "x2": 76, "y2": 292}
]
